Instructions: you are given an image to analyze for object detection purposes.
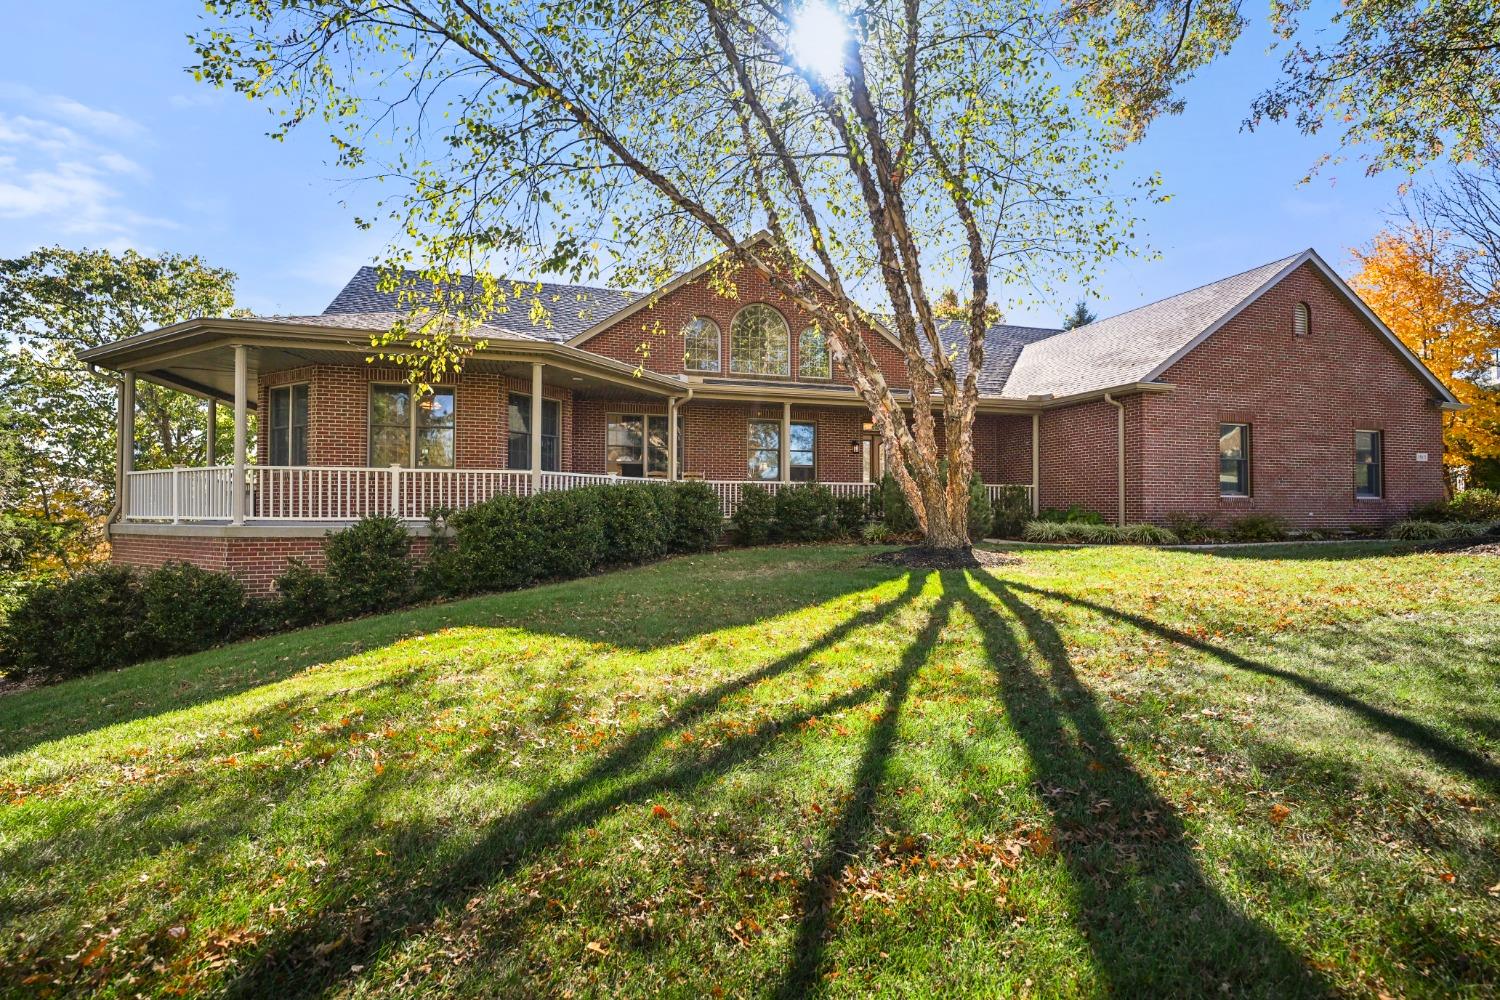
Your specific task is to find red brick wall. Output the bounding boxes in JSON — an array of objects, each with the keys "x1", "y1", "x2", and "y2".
[
  {"x1": 573, "y1": 399, "x2": 869, "y2": 481},
  {"x1": 112, "y1": 531, "x2": 433, "y2": 597},
  {"x1": 257, "y1": 364, "x2": 573, "y2": 471},
  {"x1": 1037, "y1": 396, "x2": 1143, "y2": 522},
  {"x1": 974, "y1": 414, "x2": 1033, "y2": 484},
  {"x1": 571, "y1": 262, "x2": 913, "y2": 390},
  {"x1": 1140, "y1": 261, "x2": 1447, "y2": 529}
]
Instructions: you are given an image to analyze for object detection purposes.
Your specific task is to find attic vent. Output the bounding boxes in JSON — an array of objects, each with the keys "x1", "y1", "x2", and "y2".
[{"x1": 1293, "y1": 301, "x2": 1310, "y2": 338}]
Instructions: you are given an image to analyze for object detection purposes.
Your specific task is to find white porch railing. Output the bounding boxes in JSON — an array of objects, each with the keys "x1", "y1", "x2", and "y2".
[{"x1": 122, "y1": 466, "x2": 1033, "y2": 524}]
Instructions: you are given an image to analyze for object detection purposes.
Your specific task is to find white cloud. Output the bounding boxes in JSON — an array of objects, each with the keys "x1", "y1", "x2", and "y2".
[{"x1": 0, "y1": 84, "x2": 170, "y2": 249}]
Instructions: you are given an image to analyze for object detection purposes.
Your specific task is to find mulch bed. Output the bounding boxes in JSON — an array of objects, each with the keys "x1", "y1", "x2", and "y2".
[
  {"x1": 868, "y1": 546, "x2": 1020, "y2": 570},
  {"x1": 1441, "y1": 539, "x2": 1500, "y2": 556}
]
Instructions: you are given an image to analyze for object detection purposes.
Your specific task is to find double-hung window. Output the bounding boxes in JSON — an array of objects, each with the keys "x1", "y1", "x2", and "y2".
[
  {"x1": 747, "y1": 419, "x2": 781, "y2": 480},
  {"x1": 1219, "y1": 423, "x2": 1250, "y2": 497},
  {"x1": 790, "y1": 421, "x2": 816, "y2": 481},
  {"x1": 1355, "y1": 430, "x2": 1383, "y2": 498},
  {"x1": 607, "y1": 412, "x2": 683, "y2": 477},
  {"x1": 369, "y1": 385, "x2": 455, "y2": 467},
  {"x1": 268, "y1": 383, "x2": 308, "y2": 466},
  {"x1": 507, "y1": 394, "x2": 560, "y2": 471}
]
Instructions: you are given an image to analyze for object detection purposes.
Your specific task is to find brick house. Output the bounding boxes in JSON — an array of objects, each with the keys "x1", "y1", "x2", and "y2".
[{"x1": 79, "y1": 244, "x2": 1459, "y2": 593}]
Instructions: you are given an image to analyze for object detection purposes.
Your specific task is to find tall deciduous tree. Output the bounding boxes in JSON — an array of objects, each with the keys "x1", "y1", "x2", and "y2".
[
  {"x1": 0, "y1": 247, "x2": 245, "y2": 573},
  {"x1": 192, "y1": 0, "x2": 1149, "y2": 553},
  {"x1": 1350, "y1": 227, "x2": 1500, "y2": 485}
]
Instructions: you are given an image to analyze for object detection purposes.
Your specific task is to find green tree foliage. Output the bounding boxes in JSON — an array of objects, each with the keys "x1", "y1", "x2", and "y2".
[
  {"x1": 1061, "y1": 300, "x2": 1097, "y2": 329},
  {"x1": 1067, "y1": 0, "x2": 1500, "y2": 175},
  {"x1": 0, "y1": 247, "x2": 247, "y2": 574},
  {"x1": 191, "y1": 0, "x2": 1150, "y2": 550}
]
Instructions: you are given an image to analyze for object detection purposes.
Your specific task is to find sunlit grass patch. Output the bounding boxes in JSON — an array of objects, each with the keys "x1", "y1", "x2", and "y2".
[{"x1": 1, "y1": 543, "x2": 1496, "y2": 997}]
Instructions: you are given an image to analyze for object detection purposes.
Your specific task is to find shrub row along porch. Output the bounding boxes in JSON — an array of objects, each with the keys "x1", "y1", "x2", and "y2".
[{"x1": 122, "y1": 465, "x2": 1031, "y2": 521}]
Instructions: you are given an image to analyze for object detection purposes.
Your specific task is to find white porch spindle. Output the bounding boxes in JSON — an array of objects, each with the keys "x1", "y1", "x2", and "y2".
[
  {"x1": 231, "y1": 345, "x2": 248, "y2": 525},
  {"x1": 390, "y1": 465, "x2": 403, "y2": 518},
  {"x1": 119, "y1": 370, "x2": 136, "y2": 518},
  {"x1": 171, "y1": 467, "x2": 182, "y2": 523},
  {"x1": 530, "y1": 363, "x2": 543, "y2": 491}
]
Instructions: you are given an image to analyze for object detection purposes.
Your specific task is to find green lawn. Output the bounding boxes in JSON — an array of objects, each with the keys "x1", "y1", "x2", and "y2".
[{"x1": 1, "y1": 543, "x2": 1497, "y2": 998}]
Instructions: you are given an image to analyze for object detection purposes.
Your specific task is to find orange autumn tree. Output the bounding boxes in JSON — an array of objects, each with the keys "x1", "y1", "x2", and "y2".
[{"x1": 1351, "y1": 227, "x2": 1500, "y2": 487}]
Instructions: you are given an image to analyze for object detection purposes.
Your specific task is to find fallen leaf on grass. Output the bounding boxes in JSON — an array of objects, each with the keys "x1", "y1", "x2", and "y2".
[
  {"x1": 1269, "y1": 803, "x2": 1291, "y2": 825},
  {"x1": 585, "y1": 940, "x2": 609, "y2": 956}
]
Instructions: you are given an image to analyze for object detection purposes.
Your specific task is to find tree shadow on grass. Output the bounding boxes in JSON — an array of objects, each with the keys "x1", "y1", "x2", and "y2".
[
  {"x1": 1003, "y1": 581, "x2": 1500, "y2": 796},
  {"x1": 772, "y1": 588, "x2": 953, "y2": 997},
  {"x1": 959, "y1": 572, "x2": 1328, "y2": 997},
  {"x1": 0, "y1": 550, "x2": 893, "y2": 758},
  {"x1": 217, "y1": 573, "x2": 931, "y2": 998}
]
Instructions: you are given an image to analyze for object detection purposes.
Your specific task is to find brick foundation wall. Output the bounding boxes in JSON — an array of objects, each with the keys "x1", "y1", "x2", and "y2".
[
  {"x1": 112, "y1": 530, "x2": 434, "y2": 598},
  {"x1": 1139, "y1": 262, "x2": 1447, "y2": 529}
]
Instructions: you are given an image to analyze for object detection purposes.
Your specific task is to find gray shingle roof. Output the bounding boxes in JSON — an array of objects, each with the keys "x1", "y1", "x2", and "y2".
[
  {"x1": 1000, "y1": 254, "x2": 1299, "y2": 398},
  {"x1": 928, "y1": 319, "x2": 1065, "y2": 393},
  {"x1": 322, "y1": 266, "x2": 639, "y2": 344},
  {"x1": 249, "y1": 312, "x2": 542, "y2": 341}
]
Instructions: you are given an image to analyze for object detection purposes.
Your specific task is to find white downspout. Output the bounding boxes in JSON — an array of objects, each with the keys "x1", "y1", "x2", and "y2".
[{"x1": 1104, "y1": 392, "x2": 1125, "y2": 527}]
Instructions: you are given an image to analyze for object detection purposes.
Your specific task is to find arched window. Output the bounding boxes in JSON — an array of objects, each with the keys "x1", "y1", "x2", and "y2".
[
  {"x1": 797, "y1": 325, "x2": 831, "y2": 379},
  {"x1": 729, "y1": 303, "x2": 790, "y2": 376},
  {"x1": 1293, "y1": 301, "x2": 1310, "y2": 338},
  {"x1": 682, "y1": 316, "x2": 721, "y2": 372}
]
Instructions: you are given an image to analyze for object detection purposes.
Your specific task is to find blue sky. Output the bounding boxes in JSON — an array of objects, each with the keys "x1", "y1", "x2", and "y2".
[{"x1": 0, "y1": 2, "x2": 1421, "y2": 327}]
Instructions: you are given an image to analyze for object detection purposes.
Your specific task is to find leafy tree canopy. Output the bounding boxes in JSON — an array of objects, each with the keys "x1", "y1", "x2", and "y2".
[
  {"x1": 0, "y1": 247, "x2": 246, "y2": 574},
  {"x1": 1061, "y1": 300, "x2": 1097, "y2": 329},
  {"x1": 1350, "y1": 226, "x2": 1500, "y2": 481},
  {"x1": 1067, "y1": 0, "x2": 1500, "y2": 174}
]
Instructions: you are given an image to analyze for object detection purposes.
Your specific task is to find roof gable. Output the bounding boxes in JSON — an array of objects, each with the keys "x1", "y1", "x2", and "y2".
[{"x1": 1000, "y1": 255, "x2": 1298, "y2": 399}]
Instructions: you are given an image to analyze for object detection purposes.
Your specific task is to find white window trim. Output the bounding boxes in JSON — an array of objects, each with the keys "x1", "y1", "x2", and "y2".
[{"x1": 508, "y1": 392, "x2": 562, "y2": 472}]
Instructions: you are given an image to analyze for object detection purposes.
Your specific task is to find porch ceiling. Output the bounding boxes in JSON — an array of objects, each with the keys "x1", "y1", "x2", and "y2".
[{"x1": 86, "y1": 321, "x2": 683, "y2": 405}]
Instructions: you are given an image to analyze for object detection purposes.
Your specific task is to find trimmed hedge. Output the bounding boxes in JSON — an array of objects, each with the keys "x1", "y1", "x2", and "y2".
[
  {"x1": 139, "y1": 562, "x2": 248, "y2": 656},
  {"x1": 325, "y1": 514, "x2": 412, "y2": 617},
  {"x1": 730, "y1": 484, "x2": 776, "y2": 545},
  {"x1": 1412, "y1": 488, "x2": 1500, "y2": 524},
  {"x1": 1021, "y1": 521, "x2": 1181, "y2": 545},
  {"x1": 0, "y1": 565, "x2": 147, "y2": 679},
  {"x1": 0, "y1": 481, "x2": 736, "y2": 683},
  {"x1": 773, "y1": 484, "x2": 838, "y2": 542}
]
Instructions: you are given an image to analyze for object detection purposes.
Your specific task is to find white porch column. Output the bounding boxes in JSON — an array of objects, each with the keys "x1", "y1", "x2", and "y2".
[
  {"x1": 667, "y1": 398, "x2": 679, "y2": 481},
  {"x1": 231, "y1": 345, "x2": 248, "y2": 525},
  {"x1": 206, "y1": 397, "x2": 217, "y2": 466},
  {"x1": 780, "y1": 402, "x2": 792, "y2": 484},
  {"x1": 119, "y1": 370, "x2": 136, "y2": 518},
  {"x1": 1031, "y1": 412, "x2": 1040, "y2": 516},
  {"x1": 530, "y1": 362, "x2": 543, "y2": 490}
]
